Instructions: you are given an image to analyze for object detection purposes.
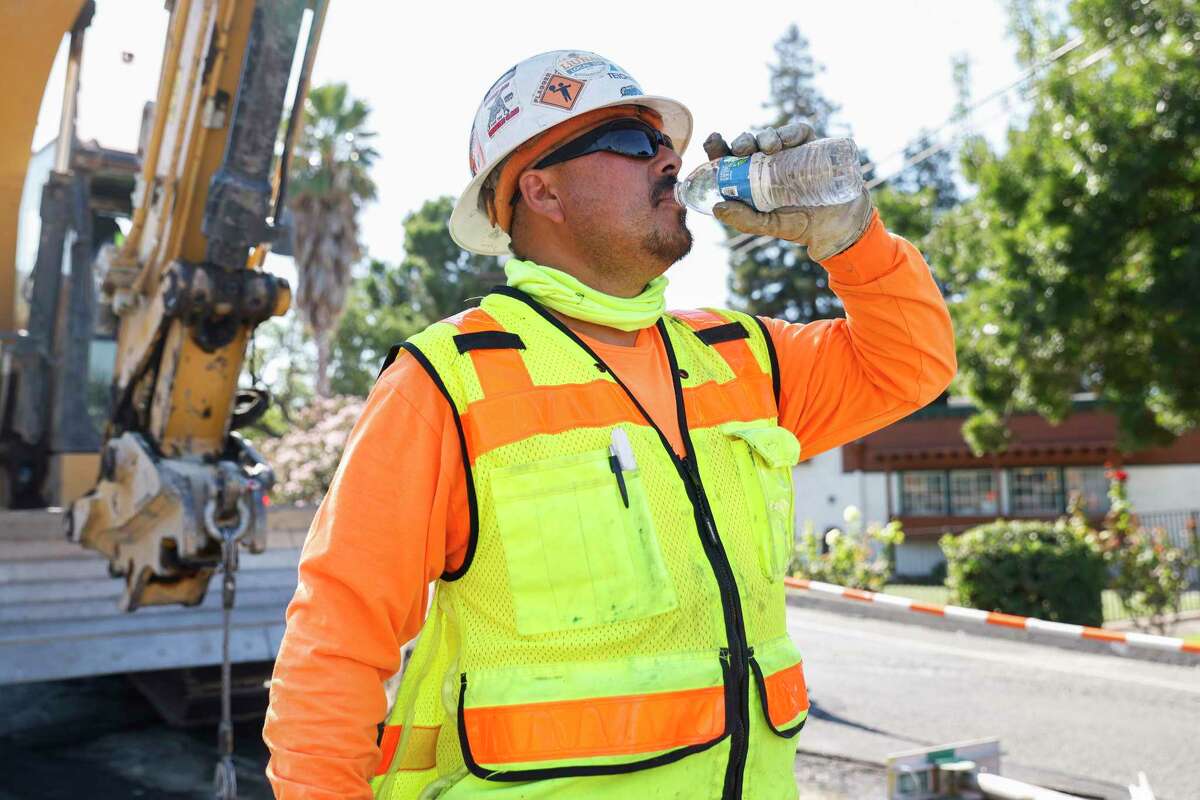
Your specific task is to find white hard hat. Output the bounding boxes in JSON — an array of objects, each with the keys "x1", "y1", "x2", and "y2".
[{"x1": 450, "y1": 50, "x2": 693, "y2": 256}]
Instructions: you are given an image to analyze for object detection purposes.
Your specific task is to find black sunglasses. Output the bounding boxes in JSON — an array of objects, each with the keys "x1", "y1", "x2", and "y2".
[{"x1": 533, "y1": 119, "x2": 675, "y2": 170}]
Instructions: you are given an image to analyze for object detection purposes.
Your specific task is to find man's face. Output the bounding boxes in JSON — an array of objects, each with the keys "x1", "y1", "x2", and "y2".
[{"x1": 552, "y1": 135, "x2": 693, "y2": 276}]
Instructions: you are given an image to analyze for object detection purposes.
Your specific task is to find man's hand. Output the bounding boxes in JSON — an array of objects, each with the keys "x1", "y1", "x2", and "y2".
[{"x1": 702, "y1": 123, "x2": 873, "y2": 262}]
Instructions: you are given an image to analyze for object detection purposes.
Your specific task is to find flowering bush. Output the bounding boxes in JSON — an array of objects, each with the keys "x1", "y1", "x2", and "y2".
[
  {"x1": 256, "y1": 394, "x2": 365, "y2": 504},
  {"x1": 1096, "y1": 469, "x2": 1198, "y2": 635},
  {"x1": 791, "y1": 506, "x2": 904, "y2": 591}
]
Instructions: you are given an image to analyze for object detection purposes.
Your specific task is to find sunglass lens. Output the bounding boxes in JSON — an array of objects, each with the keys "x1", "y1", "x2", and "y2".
[{"x1": 597, "y1": 128, "x2": 658, "y2": 158}]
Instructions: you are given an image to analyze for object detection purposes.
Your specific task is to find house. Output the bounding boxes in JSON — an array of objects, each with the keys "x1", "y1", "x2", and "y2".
[{"x1": 792, "y1": 397, "x2": 1200, "y2": 579}]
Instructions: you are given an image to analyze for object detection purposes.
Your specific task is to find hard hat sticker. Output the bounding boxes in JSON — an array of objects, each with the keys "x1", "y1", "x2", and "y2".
[
  {"x1": 534, "y1": 73, "x2": 586, "y2": 111},
  {"x1": 485, "y1": 79, "x2": 521, "y2": 137},
  {"x1": 556, "y1": 52, "x2": 609, "y2": 78}
]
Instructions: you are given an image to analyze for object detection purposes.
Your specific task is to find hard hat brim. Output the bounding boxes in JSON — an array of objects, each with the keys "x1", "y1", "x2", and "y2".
[{"x1": 449, "y1": 95, "x2": 693, "y2": 257}]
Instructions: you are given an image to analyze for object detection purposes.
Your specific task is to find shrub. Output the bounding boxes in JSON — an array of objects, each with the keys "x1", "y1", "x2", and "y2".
[
  {"x1": 256, "y1": 394, "x2": 365, "y2": 504},
  {"x1": 791, "y1": 506, "x2": 904, "y2": 592},
  {"x1": 940, "y1": 518, "x2": 1106, "y2": 626},
  {"x1": 1097, "y1": 470, "x2": 1199, "y2": 634}
]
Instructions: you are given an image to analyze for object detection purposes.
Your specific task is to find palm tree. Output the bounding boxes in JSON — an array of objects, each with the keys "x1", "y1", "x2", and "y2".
[{"x1": 287, "y1": 83, "x2": 378, "y2": 397}]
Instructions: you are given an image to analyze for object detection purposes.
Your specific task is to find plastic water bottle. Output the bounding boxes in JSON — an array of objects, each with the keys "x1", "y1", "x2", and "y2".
[{"x1": 674, "y1": 137, "x2": 864, "y2": 215}]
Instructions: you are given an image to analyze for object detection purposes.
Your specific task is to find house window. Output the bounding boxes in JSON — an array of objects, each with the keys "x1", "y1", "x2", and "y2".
[
  {"x1": 1065, "y1": 467, "x2": 1110, "y2": 515},
  {"x1": 949, "y1": 469, "x2": 998, "y2": 515},
  {"x1": 900, "y1": 471, "x2": 948, "y2": 515},
  {"x1": 1009, "y1": 467, "x2": 1064, "y2": 514}
]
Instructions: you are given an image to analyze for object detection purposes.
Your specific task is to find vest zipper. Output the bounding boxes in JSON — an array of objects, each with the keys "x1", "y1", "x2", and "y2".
[
  {"x1": 491, "y1": 289, "x2": 753, "y2": 797},
  {"x1": 676, "y1": 455, "x2": 750, "y2": 800},
  {"x1": 657, "y1": 317, "x2": 751, "y2": 800}
]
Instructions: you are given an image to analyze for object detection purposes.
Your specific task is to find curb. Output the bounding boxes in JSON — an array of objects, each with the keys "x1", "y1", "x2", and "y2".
[{"x1": 786, "y1": 590, "x2": 1200, "y2": 668}]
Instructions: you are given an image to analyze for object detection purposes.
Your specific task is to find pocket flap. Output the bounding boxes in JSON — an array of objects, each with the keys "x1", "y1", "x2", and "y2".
[
  {"x1": 749, "y1": 636, "x2": 809, "y2": 738},
  {"x1": 459, "y1": 652, "x2": 728, "y2": 774},
  {"x1": 721, "y1": 424, "x2": 801, "y2": 469}
]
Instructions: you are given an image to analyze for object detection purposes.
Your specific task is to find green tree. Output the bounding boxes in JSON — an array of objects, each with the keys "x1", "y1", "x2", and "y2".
[
  {"x1": 325, "y1": 197, "x2": 502, "y2": 396},
  {"x1": 328, "y1": 260, "x2": 427, "y2": 397},
  {"x1": 288, "y1": 83, "x2": 379, "y2": 397},
  {"x1": 402, "y1": 196, "x2": 503, "y2": 321},
  {"x1": 929, "y1": 0, "x2": 1200, "y2": 453}
]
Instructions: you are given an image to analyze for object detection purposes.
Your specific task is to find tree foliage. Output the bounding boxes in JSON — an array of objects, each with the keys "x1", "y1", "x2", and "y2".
[
  {"x1": 328, "y1": 260, "x2": 427, "y2": 397},
  {"x1": 930, "y1": 0, "x2": 1200, "y2": 452},
  {"x1": 399, "y1": 196, "x2": 504, "y2": 322}
]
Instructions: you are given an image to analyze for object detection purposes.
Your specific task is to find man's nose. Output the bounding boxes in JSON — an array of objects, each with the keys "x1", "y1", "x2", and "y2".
[{"x1": 653, "y1": 145, "x2": 681, "y2": 176}]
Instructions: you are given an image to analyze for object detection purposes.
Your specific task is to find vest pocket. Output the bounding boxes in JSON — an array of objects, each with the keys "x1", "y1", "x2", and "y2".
[
  {"x1": 748, "y1": 636, "x2": 809, "y2": 738},
  {"x1": 720, "y1": 424, "x2": 801, "y2": 581},
  {"x1": 457, "y1": 650, "x2": 729, "y2": 778},
  {"x1": 489, "y1": 447, "x2": 678, "y2": 637}
]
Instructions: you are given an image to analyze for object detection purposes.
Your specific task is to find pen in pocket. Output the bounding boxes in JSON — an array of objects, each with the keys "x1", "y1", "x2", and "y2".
[
  {"x1": 608, "y1": 428, "x2": 635, "y2": 508},
  {"x1": 608, "y1": 450, "x2": 629, "y2": 508}
]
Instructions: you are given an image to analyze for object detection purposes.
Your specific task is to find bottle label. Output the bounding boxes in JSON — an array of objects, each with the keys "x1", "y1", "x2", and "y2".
[
  {"x1": 716, "y1": 154, "x2": 775, "y2": 212},
  {"x1": 716, "y1": 156, "x2": 753, "y2": 203}
]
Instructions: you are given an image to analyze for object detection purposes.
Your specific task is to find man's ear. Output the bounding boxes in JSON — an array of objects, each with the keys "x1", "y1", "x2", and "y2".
[{"x1": 516, "y1": 169, "x2": 566, "y2": 225}]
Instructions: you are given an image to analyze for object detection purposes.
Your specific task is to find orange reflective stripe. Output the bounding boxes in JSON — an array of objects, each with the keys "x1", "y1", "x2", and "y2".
[
  {"x1": 762, "y1": 662, "x2": 809, "y2": 729},
  {"x1": 463, "y1": 684, "x2": 725, "y2": 765},
  {"x1": 683, "y1": 372, "x2": 776, "y2": 430},
  {"x1": 461, "y1": 379, "x2": 642, "y2": 462},
  {"x1": 673, "y1": 309, "x2": 764, "y2": 383},
  {"x1": 450, "y1": 308, "x2": 534, "y2": 397},
  {"x1": 460, "y1": 373, "x2": 775, "y2": 461},
  {"x1": 375, "y1": 724, "x2": 440, "y2": 775}
]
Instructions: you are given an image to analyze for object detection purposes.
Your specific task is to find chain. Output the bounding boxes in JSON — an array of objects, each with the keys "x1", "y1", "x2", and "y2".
[{"x1": 204, "y1": 495, "x2": 250, "y2": 800}]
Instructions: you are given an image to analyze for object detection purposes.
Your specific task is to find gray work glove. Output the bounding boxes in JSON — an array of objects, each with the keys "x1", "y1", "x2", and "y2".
[{"x1": 702, "y1": 122, "x2": 873, "y2": 262}]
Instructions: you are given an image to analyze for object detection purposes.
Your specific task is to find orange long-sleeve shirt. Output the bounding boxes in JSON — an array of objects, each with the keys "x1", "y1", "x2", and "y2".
[{"x1": 263, "y1": 211, "x2": 956, "y2": 798}]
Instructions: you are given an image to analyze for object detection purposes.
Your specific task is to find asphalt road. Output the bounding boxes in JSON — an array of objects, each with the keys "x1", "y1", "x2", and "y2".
[{"x1": 787, "y1": 598, "x2": 1200, "y2": 800}]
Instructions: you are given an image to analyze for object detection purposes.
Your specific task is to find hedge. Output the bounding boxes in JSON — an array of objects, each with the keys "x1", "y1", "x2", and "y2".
[{"x1": 940, "y1": 519, "x2": 1106, "y2": 627}]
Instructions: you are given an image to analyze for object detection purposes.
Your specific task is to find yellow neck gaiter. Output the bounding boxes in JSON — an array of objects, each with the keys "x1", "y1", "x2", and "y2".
[{"x1": 504, "y1": 259, "x2": 667, "y2": 333}]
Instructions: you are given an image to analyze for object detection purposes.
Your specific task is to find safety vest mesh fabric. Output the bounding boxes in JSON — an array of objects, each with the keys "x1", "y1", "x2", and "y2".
[{"x1": 371, "y1": 292, "x2": 809, "y2": 799}]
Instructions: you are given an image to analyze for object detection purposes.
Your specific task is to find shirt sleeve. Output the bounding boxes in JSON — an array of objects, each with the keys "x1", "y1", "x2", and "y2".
[
  {"x1": 759, "y1": 209, "x2": 957, "y2": 461},
  {"x1": 263, "y1": 351, "x2": 471, "y2": 799}
]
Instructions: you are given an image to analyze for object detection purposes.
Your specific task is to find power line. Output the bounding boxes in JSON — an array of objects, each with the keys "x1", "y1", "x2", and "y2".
[{"x1": 725, "y1": 19, "x2": 1150, "y2": 255}]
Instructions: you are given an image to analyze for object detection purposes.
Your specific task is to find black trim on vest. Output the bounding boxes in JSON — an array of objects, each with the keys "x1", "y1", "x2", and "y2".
[
  {"x1": 453, "y1": 330, "x2": 526, "y2": 354},
  {"x1": 695, "y1": 321, "x2": 750, "y2": 346},
  {"x1": 455, "y1": 656, "x2": 732, "y2": 782},
  {"x1": 399, "y1": 342, "x2": 478, "y2": 581},
  {"x1": 377, "y1": 344, "x2": 404, "y2": 379},
  {"x1": 748, "y1": 656, "x2": 807, "y2": 739},
  {"x1": 749, "y1": 316, "x2": 782, "y2": 411}
]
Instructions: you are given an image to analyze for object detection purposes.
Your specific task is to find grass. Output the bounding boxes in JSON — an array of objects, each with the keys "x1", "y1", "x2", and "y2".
[{"x1": 883, "y1": 584, "x2": 1200, "y2": 626}]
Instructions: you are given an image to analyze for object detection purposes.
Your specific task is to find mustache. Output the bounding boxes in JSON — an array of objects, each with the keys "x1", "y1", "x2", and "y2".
[{"x1": 652, "y1": 175, "x2": 678, "y2": 205}]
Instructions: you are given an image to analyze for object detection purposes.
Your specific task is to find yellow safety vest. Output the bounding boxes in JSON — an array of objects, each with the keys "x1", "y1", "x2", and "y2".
[{"x1": 371, "y1": 287, "x2": 808, "y2": 799}]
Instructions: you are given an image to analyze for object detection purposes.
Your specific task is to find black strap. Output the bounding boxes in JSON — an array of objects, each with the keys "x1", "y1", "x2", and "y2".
[
  {"x1": 750, "y1": 315, "x2": 782, "y2": 409},
  {"x1": 400, "y1": 342, "x2": 479, "y2": 581},
  {"x1": 695, "y1": 321, "x2": 750, "y2": 346},
  {"x1": 454, "y1": 330, "x2": 526, "y2": 354},
  {"x1": 377, "y1": 344, "x2": 404, "y2": 378}
]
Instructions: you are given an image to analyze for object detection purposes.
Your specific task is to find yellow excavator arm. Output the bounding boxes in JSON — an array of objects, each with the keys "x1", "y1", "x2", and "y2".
[{"x1": 0, "y1": 0, "x2": 326, "y2": 611}]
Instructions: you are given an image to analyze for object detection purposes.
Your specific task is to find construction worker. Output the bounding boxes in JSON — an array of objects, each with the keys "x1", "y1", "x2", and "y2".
[{"x1": 264, "y1": 49, "x2": 956, "y2": 799}]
